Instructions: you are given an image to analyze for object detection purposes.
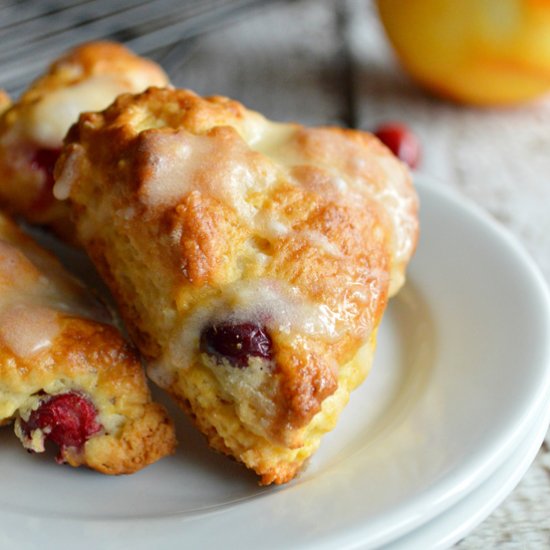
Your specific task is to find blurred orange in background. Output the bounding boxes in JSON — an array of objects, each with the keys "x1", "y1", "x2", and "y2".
[{"x1": 377, "y1": 0, "x2": 550, "y2": 106}]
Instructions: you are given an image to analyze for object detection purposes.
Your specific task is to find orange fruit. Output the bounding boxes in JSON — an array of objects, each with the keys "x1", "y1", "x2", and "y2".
[{"x1": 377, "y1": 0, "x2": 550, "y2": 105}]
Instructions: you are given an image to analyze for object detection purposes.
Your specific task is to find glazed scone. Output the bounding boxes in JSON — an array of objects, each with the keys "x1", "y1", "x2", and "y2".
[
  {"x1": 0, "y1": 212, "x2": 176, "y2": 473},
  {"x1": 0, "y1": 41, "x2": 169, "y2": 239},
  {"x1": 56, "y1": 87, "x2": 418, "y2": 484}
]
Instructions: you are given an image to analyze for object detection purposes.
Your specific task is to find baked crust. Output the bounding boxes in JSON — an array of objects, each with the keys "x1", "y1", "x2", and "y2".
[
  {"x1": 0, "y1": 212, "x2": 176, "y2": 473},
  {"x1": 0, "y1": 42, "x2": 169, "y2": 240},
  {"x1": 0, "y1": 90, "x2": 10, "y2": 116},
  {"x1": 57, "y1": 87, "x2": 418, "y2": 483}
]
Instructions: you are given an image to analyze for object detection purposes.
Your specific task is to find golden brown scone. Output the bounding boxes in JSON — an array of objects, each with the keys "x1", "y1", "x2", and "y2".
[
  {"x1": 0, "y1": 212, "x2": 176, "y2": 473},
  {"x1": 0, "y1": 41, "x2": 169, "y2": 240},
  {"x1": 56, "y1": 87, "x2": 418, "y2": 484}
]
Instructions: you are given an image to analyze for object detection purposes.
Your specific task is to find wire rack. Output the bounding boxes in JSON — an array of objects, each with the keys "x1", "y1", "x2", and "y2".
[{"x1": 0, "y1": 0, "x2": 285, "y2": 95}]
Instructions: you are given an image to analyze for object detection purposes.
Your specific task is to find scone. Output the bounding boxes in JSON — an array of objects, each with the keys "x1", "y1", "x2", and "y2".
[
  {"x1": 0, "y1": 212, "x2": 176, "y2": 473},
  {"x1": 0, "y1": 41, "x2": 169, "y2": 239},
  {"x1": 56, "y1": 87, "x2": 418, "y2": 484}
]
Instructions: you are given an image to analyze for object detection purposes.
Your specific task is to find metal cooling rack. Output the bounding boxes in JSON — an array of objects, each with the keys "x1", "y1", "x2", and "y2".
[{"x1": 0, "y1": 0, "x2": 284, "y2": 95}]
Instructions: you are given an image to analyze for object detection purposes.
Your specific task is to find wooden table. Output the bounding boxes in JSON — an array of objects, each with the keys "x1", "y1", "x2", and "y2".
[{"x1": 169, "y1": 0, "x2": 550, "y2": 546}]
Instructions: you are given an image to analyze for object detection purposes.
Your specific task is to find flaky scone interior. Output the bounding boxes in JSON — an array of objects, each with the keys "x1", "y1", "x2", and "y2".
[
  {"x1": 56, "y1": 87, "x2": 418, "y2": 484},
  {"x1": 0, "y1": 212, "x2": 176, "y2": 473},
  {"x1": 0, "y1": 41, "x2": 169, "y2": 239}
]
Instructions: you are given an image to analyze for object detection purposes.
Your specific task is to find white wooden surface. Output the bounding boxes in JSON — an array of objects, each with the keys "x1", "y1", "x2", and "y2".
[{"x1": 168, "y1": 0, "x2": 550, "y2": 547}]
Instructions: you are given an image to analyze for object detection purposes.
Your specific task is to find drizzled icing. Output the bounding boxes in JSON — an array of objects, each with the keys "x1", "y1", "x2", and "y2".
[
  {"x1": 0, "y1": 235, "x2": 110, "y2": 358},
  {"x1": 125, "y1": 110, "x2": 416, "y2": 379},
  {"x1": 159, "y1": 277, "x2": 383, "y2": 376},
  {"x1": 164, "y1": 281, "x2": 327, "y2": 373},
  {"x1": 139, "y1": 129, "x2": 272, "y2": 227},
  {"x1": 249, "y1": 120, "x2": 417, "y2": 266},
  {"x1": 0, "y1": 240, "x2": 41, "y2": 287},
  {"x1": 21, "y1": 56, "x2": 167, "y2": 148},
  {"x1": 24, "y1": 76, "x2": 134, "y2": 147},
  {"x1": 0, "y1": 304, "x2": 59, "y2": 357},
  {"x1": 298, "y1": 230, "x2": 343, "y2": 258},
  {"x1": 53, "y1": 145, "x2": 84, "y2": 201},
  {"x1": 135, "y1": 112, "x2": 416, "y2": 268}
]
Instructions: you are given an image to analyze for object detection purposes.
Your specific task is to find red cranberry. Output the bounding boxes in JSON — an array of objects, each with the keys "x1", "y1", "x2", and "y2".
[
  {"x1": 373, "y1": 123, "x2": 421, "y2": 169},
  {"x1": 29, "y1": 147, "x2": 61, "y2": 211},
  {"x1": 21, "y1": 392, "x2": 101, "y2": 460},
  {"x1": 200, "y1": 322, "x2": 273, "y2": 368}
]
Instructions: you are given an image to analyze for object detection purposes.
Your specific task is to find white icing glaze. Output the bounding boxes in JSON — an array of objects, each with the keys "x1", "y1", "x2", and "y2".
[
  {"x1": 25, "y1": 75, "x2": 133, "y2": 146},
  {"x1": 140, "y1": 129, "x2": 272, "y2": 226},
  {"x1": 0, "y1": 237, "x2": 110, "y2": 329},
  {"x1": 53, "y1": 145, "x2": 84, "y2": 200},
  {"x1": 239, "y1": 116, "x2": 416, "y2": 266},
  {"x1": 262, "y1": 218, "x2": 290, "y2": 238},
  {"x1": 222, "y1": 281, "x2": 339, "y2": 338},
  {"x1": 134, "y1": 118, "x2": 412, "y2": 378},
  {"x1": 376, "y1": 156, "x2": 418, "y2": 263},
  {"x1": 0, "y1": 304, "x2": 60, "y2": 357},
  {"x1": 299, "y1": 230, "x2": 343, "y2": 258},
  {"x1": 121, "y1": 67, "x2": 167, "y2": 95},
  {"x1": 245, "y1": 118, "x2": 298, "y2": 159},
  {"x1": 331, "y1": 176, "x2": 348, "y2": 193},
  {"x1": 0, "y1": 240, "x2": 41, "y2": 286},
  {"x1": 147, "y1": 358, "x2": 176, "y2": 388},
  {"x1": 140, "y1": 127, "x2": 308, "y2": 248},
  {"x1": 137, "y1": 115, "x2": 415, "y2": 273},
  {"x1": 165, "y1": 280, "x2": 345, "y2": 373}
]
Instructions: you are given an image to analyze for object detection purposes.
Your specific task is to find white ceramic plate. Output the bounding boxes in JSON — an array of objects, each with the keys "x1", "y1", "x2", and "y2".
[
  {"x1": 386, "y1": 378, "x2": 550, "y2": 549},
  {"x1": 2, "y1": 177, "x2": 550, "y2": 549}
]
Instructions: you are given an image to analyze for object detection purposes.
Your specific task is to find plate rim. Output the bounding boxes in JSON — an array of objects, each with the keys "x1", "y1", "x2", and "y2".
[{"x1": 385, "y1": 376, "x2": 550, "y2": 550}]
